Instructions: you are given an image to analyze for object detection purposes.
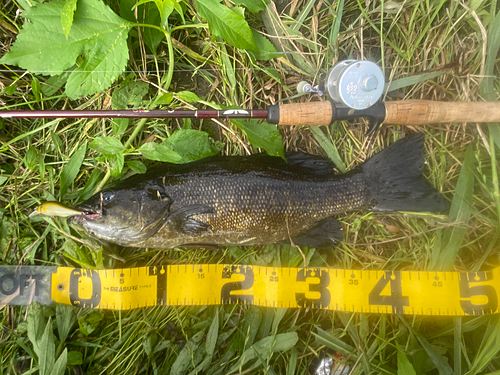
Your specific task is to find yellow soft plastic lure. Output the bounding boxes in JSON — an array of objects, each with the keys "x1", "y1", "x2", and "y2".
[{"x1": 30, "y1": 202, "x2": 82, "y2": 218}]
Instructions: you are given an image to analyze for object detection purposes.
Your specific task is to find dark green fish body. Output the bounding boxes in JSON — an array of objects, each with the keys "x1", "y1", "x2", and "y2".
[{"x1": 69, "y1": 134, "x2": 447, "y2": 248}]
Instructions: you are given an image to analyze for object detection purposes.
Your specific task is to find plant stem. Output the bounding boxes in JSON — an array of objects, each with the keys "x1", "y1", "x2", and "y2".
[
  {"x1": 490, "y1": 134, "x2": 500, "y2": 231},
  {"x1": 93, "y1": 118, "x2": 148, "y2": 194},
  {"x1": 93, "y1": 22, "x2": 175, "y2": 194}
]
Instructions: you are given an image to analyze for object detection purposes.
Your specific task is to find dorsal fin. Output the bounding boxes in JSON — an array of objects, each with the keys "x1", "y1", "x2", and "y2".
[{"x1": 284, "y1": 152, "x2": 336, "y2": 176}]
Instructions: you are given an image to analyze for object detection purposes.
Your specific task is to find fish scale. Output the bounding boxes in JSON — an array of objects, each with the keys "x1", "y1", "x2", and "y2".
[{"x1": 69, "y1": 134, "x2": 448, "y2": 248}]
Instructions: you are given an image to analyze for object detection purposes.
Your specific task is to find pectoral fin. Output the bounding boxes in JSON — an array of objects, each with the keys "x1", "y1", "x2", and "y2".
[
  {"x1": 167, "y1": 205, "x2": 214, "y2": 235},
  {"x1": 290, "y1": 217, "x2": 343, "y2": 249}
]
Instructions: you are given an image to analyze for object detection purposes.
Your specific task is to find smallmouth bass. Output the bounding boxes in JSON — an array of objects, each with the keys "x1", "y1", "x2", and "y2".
[{"x1": 69, "y1": 134, "x2": 447, "y2": 248}]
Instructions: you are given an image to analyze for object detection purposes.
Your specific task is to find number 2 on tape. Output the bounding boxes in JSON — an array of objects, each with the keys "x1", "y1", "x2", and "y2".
[{"x1": 221, "y1": 266, "x2": 254, "y2": 304}]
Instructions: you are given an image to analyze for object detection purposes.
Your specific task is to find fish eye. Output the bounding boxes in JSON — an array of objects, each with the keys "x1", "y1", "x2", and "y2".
[{"x1": 102, "y1": 191, "x2": 115, "y2": 202}]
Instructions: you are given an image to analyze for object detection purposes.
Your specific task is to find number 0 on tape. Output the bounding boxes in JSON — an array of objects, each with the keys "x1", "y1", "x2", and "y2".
[{"x1": 0, "y1": 265, "x2": 499, "y2": 316}]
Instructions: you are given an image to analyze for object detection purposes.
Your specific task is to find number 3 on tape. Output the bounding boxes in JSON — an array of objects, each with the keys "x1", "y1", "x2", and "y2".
[{"x1": 295, "y1": 268, "x2": 331, "y2": 309}]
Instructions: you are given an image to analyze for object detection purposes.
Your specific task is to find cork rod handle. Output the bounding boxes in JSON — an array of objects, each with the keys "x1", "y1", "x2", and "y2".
[
  {"x1": 267, "y1": 102, "x2": 334, "y2": 126},
  {"x1": 384, "y1": 100, "x2": 500, "y2": 125}
]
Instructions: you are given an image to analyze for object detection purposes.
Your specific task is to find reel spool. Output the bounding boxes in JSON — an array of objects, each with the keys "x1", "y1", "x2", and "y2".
[{"x1": 298, "y1": 60, "x2": 385, "y2": 110}]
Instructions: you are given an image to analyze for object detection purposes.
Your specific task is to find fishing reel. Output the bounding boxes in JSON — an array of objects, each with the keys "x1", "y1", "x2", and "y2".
[
  {"x1": 298, "y1": 60, "x2": 385, "y2": 110},
  {"x1": 296, "y1": 60, "x2": 386, "y2": 134}
]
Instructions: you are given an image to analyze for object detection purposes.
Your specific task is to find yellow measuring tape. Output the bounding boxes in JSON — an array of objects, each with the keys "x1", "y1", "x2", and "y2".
[{"x1": 1, "y1": 265, "x2": 499, "y2": 315}]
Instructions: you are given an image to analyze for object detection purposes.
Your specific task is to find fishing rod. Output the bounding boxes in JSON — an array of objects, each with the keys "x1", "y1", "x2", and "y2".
[{"x1": 1, "y1": 60, "x2": 499, "y2": 135}]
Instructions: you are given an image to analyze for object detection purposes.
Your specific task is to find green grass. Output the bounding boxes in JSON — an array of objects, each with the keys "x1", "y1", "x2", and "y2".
[{"x1": 1, "y1": 0, "x2": 500, "y2": 374}]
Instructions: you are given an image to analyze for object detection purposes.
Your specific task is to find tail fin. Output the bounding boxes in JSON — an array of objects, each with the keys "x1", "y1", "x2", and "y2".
[{"x1": 360, "y1": 133, "x2": 448, "y2": 212}]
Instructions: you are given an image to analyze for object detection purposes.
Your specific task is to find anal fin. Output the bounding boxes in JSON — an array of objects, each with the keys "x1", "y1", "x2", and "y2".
[{"x1": 290, "y1": 217, "x2": 343, "y2": 249}]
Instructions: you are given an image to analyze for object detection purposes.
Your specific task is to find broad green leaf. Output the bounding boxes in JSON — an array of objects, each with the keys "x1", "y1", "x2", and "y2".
[
  {"x1": 232, "y1": 0, "x2": 269, "y2": 13},
  {"x1": 52, "y1": 349, "x2": 68, "y2": 375},
  {"x1": 228, "y1": 332, "x2": 298, "y2": 373},
  {"x1": 126, "y1": 160, "x2": 147, "y2": 174},
  {"x1": 431, "y1": 143, "x2": 474, "y2": 270},
  {"x1": 111, "y1": 81, "x2": 149, "y2": 109},
  {"x1": 39, "y1": 318, "x2": 56, "y2": 375},
  {"x1": 231, "y1": 119, "x2": 284, "y2": 158},
  {"x1": 171, "y1": 331, "x2": 204, "y2": 375},
  {"x1": 61, "y1": 0, "x2": 78, "y2": 38},
  {"x1": 132, "y1": 0, "x2": 156, "y2": 9},
  {"x1": 65, "y1": 37, "x2": 129, "y2": 99},
  {"x1": 231, "y1": 5, "x2": 245, "y2": 17},
  {"x1": 195, "y1": 0, "x2": 258, "y2": 52},
  {"x1": 177, "y1": 90, "x2": 201, "y2": 103},
  {"x1": 0, "y1": 213, "x2": 15, "y2": 258},
  {"x1": 27, "y1": 302, "x2": 46, "y2": 356},
  {"x1": 219, "y1": 43, "x2": 236, "y2": 88},
  {"x1": 162, "y1": 129, "x2": 222, "y2": 163},
  {"x1": 119, "y1": 0, "x2": 163, "y2": 53},
  {"x1": 79, "y1": 168, "x2": 103, "y2": 201},
  {"x1": 111, "y1": 119, "x2": 129, "y2": 137},
  {"x1": 89, "y1": 136, "x2": 126, "y2": 178},
  {"x1": 110, "y1": 81, "x2": 149, "y2": 136},
  {"x1": 2, "y1": 83, "x2": 16, "y2": 95},
  {"x1": 142, "y1": 334, "x2": 154, "y2": 357},
  {"x1": 138, "y1": 142, "x2": 182, "y2": 163},
  {"x1": 60, "y1": 142, "x2": 86, "y2": 198},
  {"x1": 67, "y1": 350, "x2": 83, "y2": 366},
  {"x1": 205, "y1": 309, "x2": 219, "y2": 357},
  {"x1": 271, "y1": 308, "x2": 286, "y2": 333},
  {"x1": 257, "y1": 308, "x2": 274, "y2": 340},
  {"x1": 398, "y1": 350, "x2": 417, "y2": 375},
  {"x1": 235, "y1": 306, "x2": 262, "y2": 350},
  {"x1": 248, "y1": 30, "x2": 282, "y2": 61},
  {"x1": 78, "y1": 311, "x2": 104, "y2": 336},
  {"x1": 0, "y1": 0, "x2": 133, "y2": 99},
  {"x1": 154, "y1": 92, "x2": 174, "y2": 105},
  {"x1": 89, "y1": 136, "x2": 125, "y2": 156},
  {"x1": 417, "y1": 336, "x2": 453, "y2": 375},
  {"x1": 56, "y1": 304, "x2": 78, "y2": 343},
  {"x1": 108, "y1": 153, "x2": 125, "y2": 177},
  {"x1": 31, "y1": 77, "x2": 42, "y2": 102},
  {"x1": 41, "y1": 72, "x2": 70, "y2": 96},
  {"x1": 309, "y1": 127, "x2": 346, "y2": 173},
  {"x1": 188, "y1": 356, "x2": 212, "y2": 375},
  {"x1": 24, "y1": 146, "x2": 38, "y2": 171},
  {"x1": 160, "y1": 0, "x2": 175, "y2": 27}
]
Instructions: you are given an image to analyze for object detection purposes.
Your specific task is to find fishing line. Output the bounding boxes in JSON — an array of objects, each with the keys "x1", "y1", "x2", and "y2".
[
  {"x1": 1, "y1": 264, "x2": 498, "y2": 316},
  {"x1": 0, "y1": 68, "x2": 287, "y2": 74}
]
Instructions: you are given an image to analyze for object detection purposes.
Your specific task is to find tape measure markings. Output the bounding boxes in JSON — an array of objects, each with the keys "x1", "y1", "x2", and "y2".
[{"x1": 1, "y1": 265, "x2": 499, "y2": 316}]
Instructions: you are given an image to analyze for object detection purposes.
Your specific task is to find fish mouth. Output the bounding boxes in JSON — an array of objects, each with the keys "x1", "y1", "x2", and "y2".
[{"x1": 71, "y1": 204, "x2": 101, "y2": 221}]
